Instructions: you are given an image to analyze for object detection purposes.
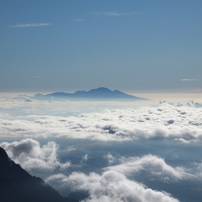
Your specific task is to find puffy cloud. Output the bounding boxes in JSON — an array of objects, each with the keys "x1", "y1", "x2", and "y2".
[
  {"x1": 46, "y1": 170, "x2": 180, "y2": 202},
  {"x1": 0, "y1": 102, "x2": 202, "y2": 142},
  {"x1": 166, "y1": 100, "x2": 202, "y2": 108},
  {"x1": 104, "y1": 154, "x2": 192, "y2": 182},
  {"x1": 81, "y1": 154, "x2": 90, "y2": 165},
  {"x1": 173, "y1": 138, "x2": 191, "y2": 144},
  {"x1": 45, "y1": 154, "x2": 194, "y2": 201},
  {"x1": 104, "y1": 153, "x2": 117, "y2": 165},
  {"x1": 0, "y1": 139, "x2": 70, "y2": 171}
]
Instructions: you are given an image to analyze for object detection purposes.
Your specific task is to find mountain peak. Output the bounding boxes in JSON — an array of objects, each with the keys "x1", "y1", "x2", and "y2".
[
  {"x1": 88, "y1": 87, "x2": 112, "y2": 94},
  {"x1": 37, "y1": 87, "x2": 148, "y2": 101},
  {"x1": 91, "y1": 87, "x2": 112, "y2": 91}
]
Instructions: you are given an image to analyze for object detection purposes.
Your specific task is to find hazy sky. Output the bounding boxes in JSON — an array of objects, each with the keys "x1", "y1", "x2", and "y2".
[{"x1": 1, "y1": 0, "x2": 202, "y2": 92}]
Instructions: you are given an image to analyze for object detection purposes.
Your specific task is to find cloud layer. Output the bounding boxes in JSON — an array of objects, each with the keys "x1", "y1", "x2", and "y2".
[
  {"x1": 0, "y1": 99, "x2": 202, "y2": 201},
  {"x1": 0, "y1": 102, "x2": 202, "y2": 143}
]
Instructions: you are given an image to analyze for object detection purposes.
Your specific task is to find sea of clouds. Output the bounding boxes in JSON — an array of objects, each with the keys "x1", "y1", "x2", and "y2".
[
  {"x1": 0, "y1": 98, "x2": 202, "y2": 202},
  {"x1": 0, "y1": 101, "x2": 201, "y2": 142}
]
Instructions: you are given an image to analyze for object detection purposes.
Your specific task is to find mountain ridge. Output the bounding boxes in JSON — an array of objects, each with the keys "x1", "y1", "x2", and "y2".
[{"x1": 35, "y1": 87, "x2": 147, "y2": 100}]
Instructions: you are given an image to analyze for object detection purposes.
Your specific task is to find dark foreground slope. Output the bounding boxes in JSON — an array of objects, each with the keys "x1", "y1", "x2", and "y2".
[{"x1": 0, "y1": 147, "x2": 88, "y2": 202}]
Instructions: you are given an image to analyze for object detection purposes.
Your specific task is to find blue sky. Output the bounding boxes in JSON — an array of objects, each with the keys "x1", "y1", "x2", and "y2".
[{"x1": 1, "y1": 0, "x2": 202, "y2": 92}]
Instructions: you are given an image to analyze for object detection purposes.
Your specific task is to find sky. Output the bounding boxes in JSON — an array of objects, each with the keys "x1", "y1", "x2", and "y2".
[
  {"x1": 1, "y1": 0, "x2": 202, "y2": 93},
  {"x1": 1, "y1": 2, "x2": 202, "y2": 201}
]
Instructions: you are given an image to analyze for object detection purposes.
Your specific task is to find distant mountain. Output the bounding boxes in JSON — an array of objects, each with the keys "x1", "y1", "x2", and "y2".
[
  {"x1": 0, "y1": 147, "x2": 87, "y2": 202},
  {"x1": 35, "y1": 87, "x2": 147, "y2": 100}
]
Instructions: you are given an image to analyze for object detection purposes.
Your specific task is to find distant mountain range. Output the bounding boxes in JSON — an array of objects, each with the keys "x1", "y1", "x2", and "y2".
[
  {"x1": 0, "y1": 147, "x2": 87, "y2": 202},
  {"x1": 35, "y1": 87, "x2": 147, "y2": 100}
]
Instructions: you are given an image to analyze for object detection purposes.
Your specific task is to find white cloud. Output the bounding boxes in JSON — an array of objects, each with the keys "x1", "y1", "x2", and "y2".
[
  {"x1": 74, "y1": 11, "x2": 140, "y2": 22},
  {"x1": 104, "y1": 154, "x2": 192, "y2": 182},
  {"x1": 181, "y1": 79, "x2": 199, "y2": 82},
  {"x1": 174, "y1": 138, "x2": 191, "y2": 144},
  {"x1": 81, "y1": 154, "x2": 90, "y2": 165},
  {"x1": 96, "y1": 11, "x2": 140, "y2": 17},
  {"x1": 97, "y1": 11, "x2": 121, "y2": 16},
  {"x1": 0, "y1": 102, "x2": 202, "y2": 142},
  {"x1": 46, "y1": 153, "x2": 194, "y2": 202},
  {"x1": 10, "y1": 23, "x2": 51, "y2": 28},
  {"x1": 104, "y1": 153, "x2": 117, "y2": 165},
  {"x1": 0, "y1": 138, "x2": 70, "y2": 171},
  {"x1": 45, "y1": 154, "x2": 194, "y2": 201},
  {"x1": 46, "y1": 170, "x2": 180, "y2": 202}
]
